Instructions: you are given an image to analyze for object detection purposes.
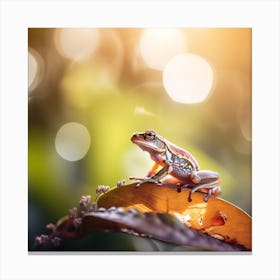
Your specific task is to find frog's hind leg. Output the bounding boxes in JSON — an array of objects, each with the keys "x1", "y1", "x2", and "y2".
[{"x1": 187, "y1": 183, "x2": 221, "y2": 202}]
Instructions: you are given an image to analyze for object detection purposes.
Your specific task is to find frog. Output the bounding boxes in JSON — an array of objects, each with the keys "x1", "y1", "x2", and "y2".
[{"x1": 130, "y1": 130, "x2": 221, "y2": 202}]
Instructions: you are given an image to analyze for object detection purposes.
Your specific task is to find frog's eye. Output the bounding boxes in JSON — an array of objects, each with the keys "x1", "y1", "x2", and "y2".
[{"x1": 144, "y1": 131, "x2": 156, "y2": 140}]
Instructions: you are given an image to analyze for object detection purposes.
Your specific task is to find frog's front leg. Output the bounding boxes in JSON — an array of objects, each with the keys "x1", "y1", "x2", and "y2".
[
  {"x1": 187, "y1": 170, "x2": 221, "y2": 202},
  {"x1": 129, "y1": 163, "x2": 161, "y2": 182},
  {"x1": 147, "y1": 163, "x2": 162, "y2": 177},
  {"x1": 131, "y1": 164, "x2": 172, "y2": 187}
]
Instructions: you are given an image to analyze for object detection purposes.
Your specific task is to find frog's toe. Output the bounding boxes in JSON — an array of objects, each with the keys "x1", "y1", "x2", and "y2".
[{"x1": 203, "y1": 195, "x2": 210, "y2": 202}]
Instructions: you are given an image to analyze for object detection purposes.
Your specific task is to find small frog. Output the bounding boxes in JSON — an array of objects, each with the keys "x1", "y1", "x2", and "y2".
[{"x1": 130, "y1": 130, "x2": 221, "y2": 202}]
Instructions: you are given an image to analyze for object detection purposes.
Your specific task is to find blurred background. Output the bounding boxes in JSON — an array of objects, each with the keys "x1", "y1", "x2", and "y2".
[{"x1": 28, "y1": 28, "x2": 251, "y2": 251}]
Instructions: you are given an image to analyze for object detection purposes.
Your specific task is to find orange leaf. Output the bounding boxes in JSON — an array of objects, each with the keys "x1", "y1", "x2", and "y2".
[{"x1": 97, "y1": 183, "x2": 252, "y2": 250}]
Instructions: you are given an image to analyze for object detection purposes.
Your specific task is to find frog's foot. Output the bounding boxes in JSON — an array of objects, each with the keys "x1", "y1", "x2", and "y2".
[
  {"x1": 129, "y1": 176, "x2": 143, "y2": 185},
  {"x1": 129, "y1": 177, "x2": 162, "y2": 187},
  {"x1": 187, "y1": 184, "x2": 221, "y2": 202},
  {"x1": 187, "y1": 186, "x2": 209, "y2": 202},
  {"x1": 137, "y1": 178, "x2": 162, "y2": 187},
  {"x1": 187, "y1": 191, "x2": 207, "y2": 202},
  {"x1": 204, "y1": 186, "x2": 221, "y2": 202},
  {"x1": 188, "y1": 191, "x2": 212, "y2": 202}
]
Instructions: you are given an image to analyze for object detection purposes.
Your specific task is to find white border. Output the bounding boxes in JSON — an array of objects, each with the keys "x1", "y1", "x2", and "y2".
[{"x1": 0, "y1": 1, "x2": 279, "y2": 280}]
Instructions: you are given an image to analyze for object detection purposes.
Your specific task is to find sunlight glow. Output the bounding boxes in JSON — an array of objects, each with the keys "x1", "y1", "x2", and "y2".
[
  {"x1": 55, "y1": 122, "x2": 91, "y2": 161},
  {"x1": 55, "y1": 28, "x2": 99, "y2": 62},
  {"x1": 163, "y1": 53, "x2": 214, "y2": 104},
  {"x1": 139, "y1": 28, "x2": 186, "y2": 70}
]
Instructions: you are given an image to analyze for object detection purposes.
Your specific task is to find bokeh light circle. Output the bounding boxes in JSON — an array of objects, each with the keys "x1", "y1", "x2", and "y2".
[
  {"x1": 55, "y1": 28, "x2": 99, "y2": 62},
  {"x1": 163, "y1": 53, "x2": 214, "y2": 104},
  {"x1": 139, "y1": 28, "x2": 186, "y2": 70},
  {"x1": 28, "y1": 51, "x2": 38, "y2": 88},
  {"x1": 28, "y1": 48, "x2": 44, "y2": 92},
  {"x1": 55, "y1": 122, "x2": 91, "y2": 161}
]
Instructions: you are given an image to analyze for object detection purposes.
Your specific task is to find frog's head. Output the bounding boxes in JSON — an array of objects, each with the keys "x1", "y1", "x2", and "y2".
[{"x1": 131, "y1": 130, "x2": 166, "y2": 154}]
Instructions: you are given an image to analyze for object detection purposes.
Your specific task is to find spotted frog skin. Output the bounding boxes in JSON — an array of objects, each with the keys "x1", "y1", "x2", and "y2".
[{"x1": 130, "y1": 130, "x2": 221, "y2": 202}]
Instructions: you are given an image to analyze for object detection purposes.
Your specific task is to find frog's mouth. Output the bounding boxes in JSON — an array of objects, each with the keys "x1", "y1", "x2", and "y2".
[{"x1": 131, "y1": 138, "x2": 165, "y2": 153}]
